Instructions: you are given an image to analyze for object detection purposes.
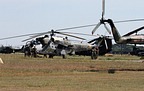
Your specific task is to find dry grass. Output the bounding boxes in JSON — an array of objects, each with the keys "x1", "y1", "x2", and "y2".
[{"x1": 0, "y1": 54, "x2": 144, "y2": 91}]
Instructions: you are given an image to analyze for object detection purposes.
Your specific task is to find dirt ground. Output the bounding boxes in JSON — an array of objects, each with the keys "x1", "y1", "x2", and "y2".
[{"x1": 0, "y1": 54, "x2": 144, "y2": 91}]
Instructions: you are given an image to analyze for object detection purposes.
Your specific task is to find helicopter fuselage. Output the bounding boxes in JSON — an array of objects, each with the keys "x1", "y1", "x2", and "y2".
[
  {"x1": 35, "y1": 36, "x2": 94, "y2": 56},
  {"x1": 119, "y1": 34, "x2": 144, "y2": 44}
]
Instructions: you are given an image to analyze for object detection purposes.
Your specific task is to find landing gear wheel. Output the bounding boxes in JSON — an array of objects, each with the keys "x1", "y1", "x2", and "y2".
[{"x1": 49, "y1": 55, "x2": 54, "y2": 58}]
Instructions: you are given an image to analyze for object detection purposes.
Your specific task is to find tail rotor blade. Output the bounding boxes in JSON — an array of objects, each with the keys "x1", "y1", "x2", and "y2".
[
  {"x1": 102, "y1": 0, "x2": 105, "y2": 18},
  {"x1": 104, "y1": 23, "x2": 111, "y2": 34},
  {"x1": 92, "y1": 22, "x2": 101, "y2": 35}
]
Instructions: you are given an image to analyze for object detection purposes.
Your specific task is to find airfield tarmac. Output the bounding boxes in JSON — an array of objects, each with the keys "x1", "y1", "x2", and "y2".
[{"x1": 0, "y1": 54, "x2": 144, "y2": 91}]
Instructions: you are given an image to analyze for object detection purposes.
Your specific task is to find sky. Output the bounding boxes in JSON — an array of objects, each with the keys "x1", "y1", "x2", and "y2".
[{"x1": 0, "y1": 0, "x2": 144, "y2": 47}]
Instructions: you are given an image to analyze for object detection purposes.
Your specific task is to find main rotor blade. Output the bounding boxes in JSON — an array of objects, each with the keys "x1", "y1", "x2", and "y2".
[
  {"x1": 55, "y1": 32, "x2": 86, "y2": 40},
  {"x1": 21, "y1": 24, "x2": 98, "y2": 41},
  {"x1": 0, "y1": 33, "x2": 40, "y2": 40},
  {"x1": 30, "y1": 31, "x2": 52, "y2": 39},
  {"x1": 114, "y1": 19, "x2": 144, "y2": 23},
  {"x1": 22, "y1": 38, "x2": 33, "y2": 42},
  {"x1": 123, "y1": 26, "x2": 144, "y2": 36},
  {"x1": 62, "y1": 32, "x2": 98, "y2": 37},
  {"x1": 30, "y1": 32, "x2": 50, "y2": 38},
  {"x1": 1, "y1": 18, "x2": 144, "y2": 41},
  {"x1": 88, "y1": 38, "x2": 97, "y2": 44},
  {"x1": 92, "y1": 22, "x2": 101, "y2": 35},
  {"x1": 55, "y1": 24, "x2": 96, "y2": 32},
  {"x1": 22, "y1": 31, "x2": 51, "y2": 42},
  {"x1": 104, "y1": 23, "x2": 111, "y2": 34}
]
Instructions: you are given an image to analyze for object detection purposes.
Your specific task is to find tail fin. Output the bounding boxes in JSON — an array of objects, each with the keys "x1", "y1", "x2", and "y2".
[{"x1": 105, "y1": 19, "x2": 122, "y2": 43}]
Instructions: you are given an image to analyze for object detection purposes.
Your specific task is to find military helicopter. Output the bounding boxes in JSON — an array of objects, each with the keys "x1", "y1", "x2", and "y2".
[
  {"x1": 22, "y1": 29, "x2": 112, "y2": 58},
  {"x1": 0, "y1": 46, "x2": 14, "y2": 54},
  {"x1": 92, "y1": 0, "x2": 144, "y2": 44},
  {"x1": 0, "y1": 28, "x2": 112, "y2": 58}
]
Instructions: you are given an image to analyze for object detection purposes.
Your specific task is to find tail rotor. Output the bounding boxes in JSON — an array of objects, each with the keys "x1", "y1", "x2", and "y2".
[{"x1": 92, "y1": 0, "x2": 111, "y2": 35}]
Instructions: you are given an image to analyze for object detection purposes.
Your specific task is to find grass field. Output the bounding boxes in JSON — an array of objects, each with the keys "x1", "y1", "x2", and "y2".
[{"x1": 0, "y1": 54, "x2": 144, "y2": 91}]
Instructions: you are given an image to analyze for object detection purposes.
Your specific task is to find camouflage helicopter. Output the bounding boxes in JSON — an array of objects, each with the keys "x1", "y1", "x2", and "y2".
[
  {"x1": 92, "y1": 0, "x2": 144, "y2": 45},
  {"x1": 22, "y1": 29, "x2": 112, "y2": 58},
  {"x1": 0, "y1": 28, "x2": 112, "y2": 59}
]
